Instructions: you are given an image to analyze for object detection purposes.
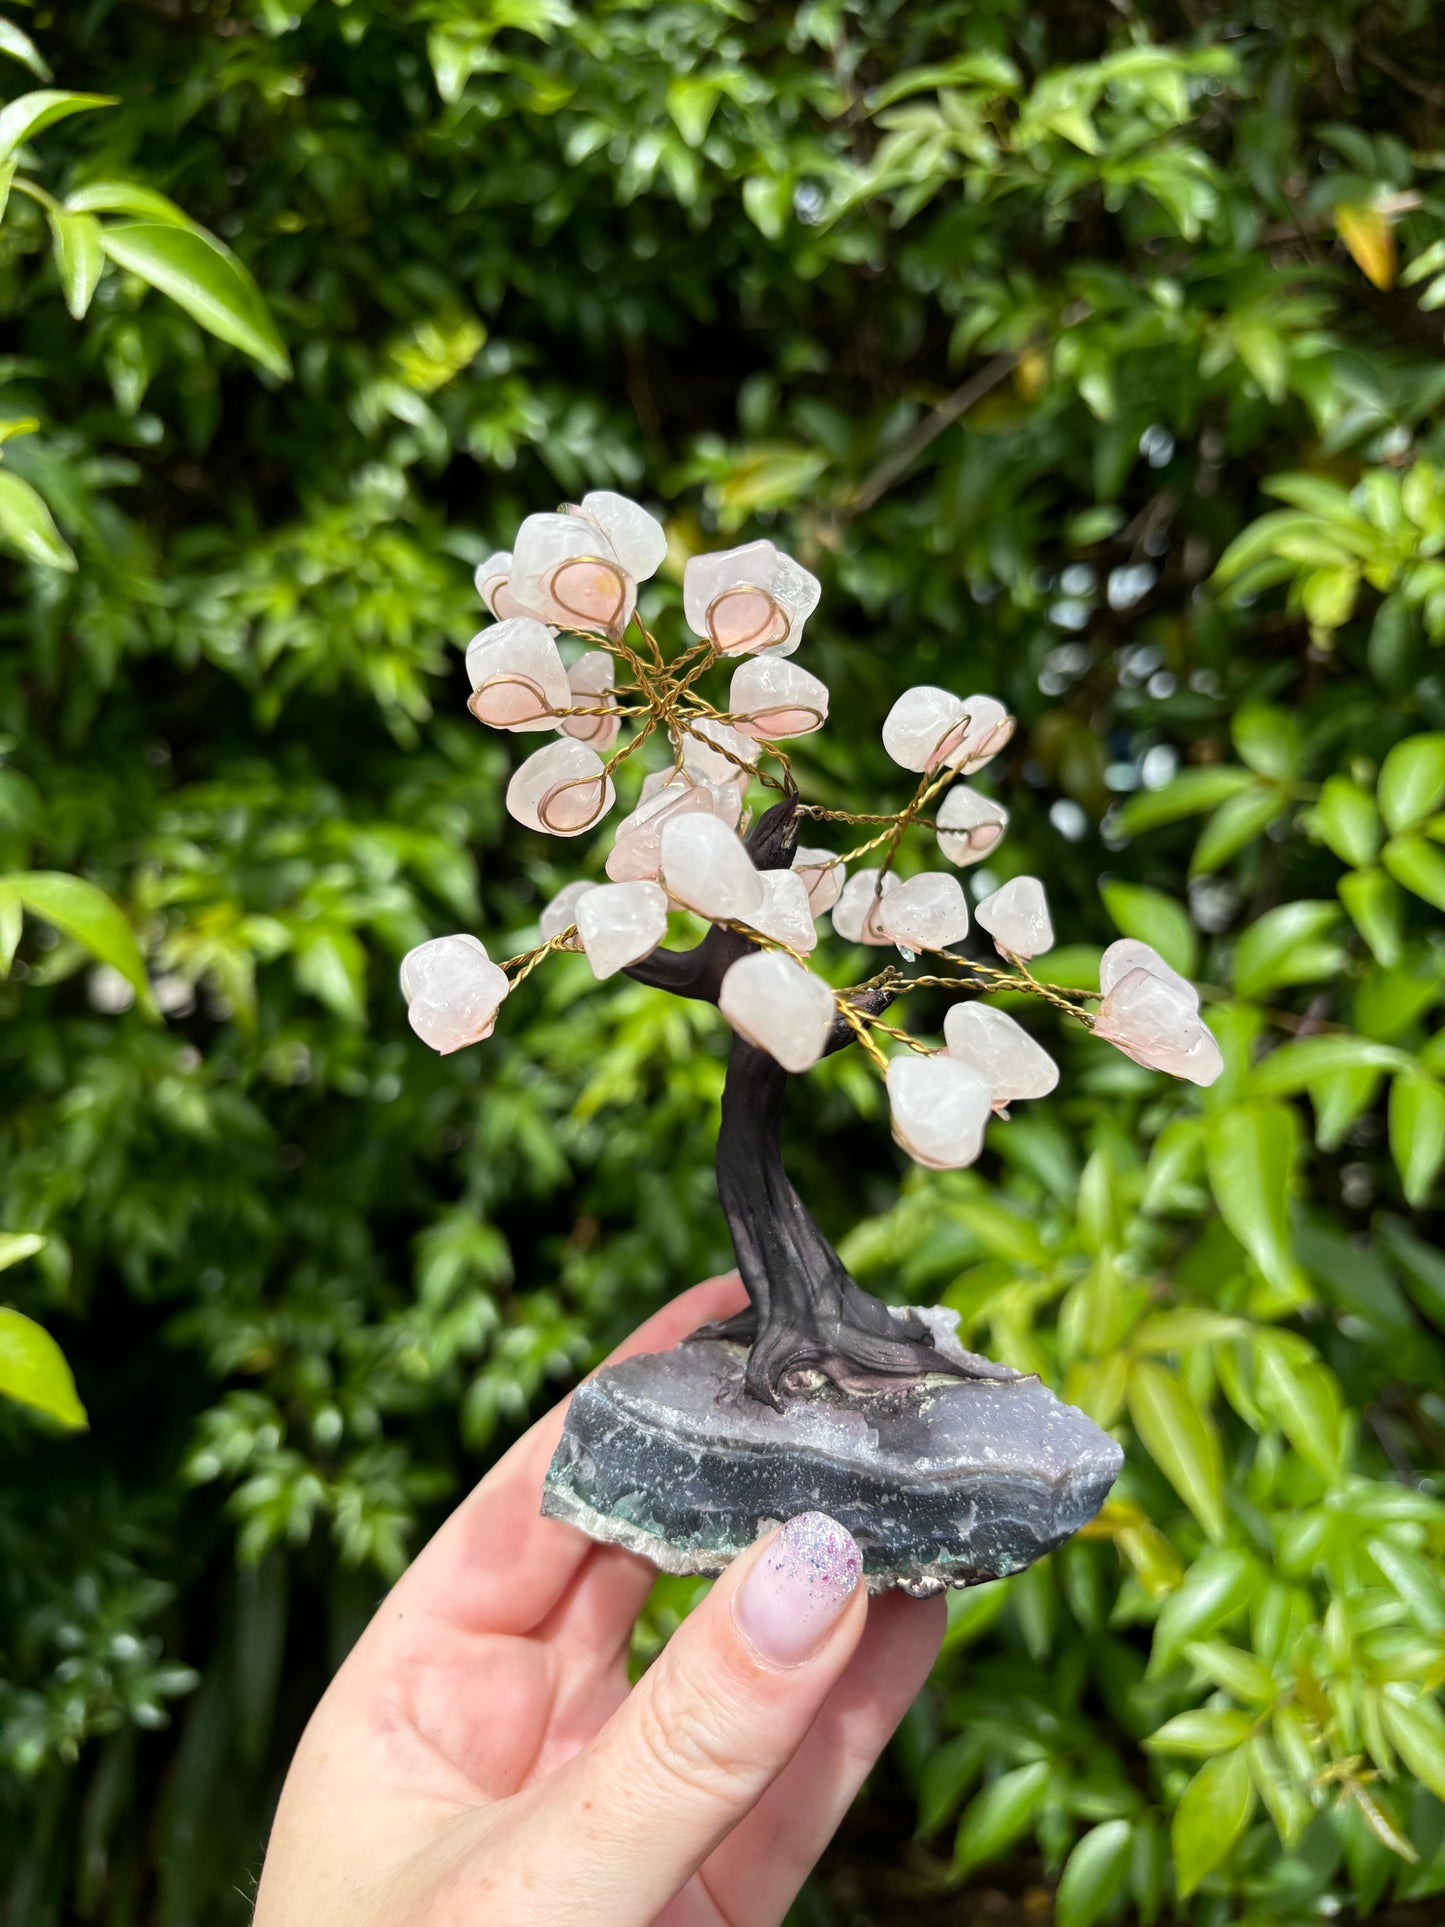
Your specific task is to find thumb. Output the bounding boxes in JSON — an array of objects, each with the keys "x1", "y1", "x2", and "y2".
[{"x1": 547, "y1": 1512, "x2": 868, "y2": 1922}]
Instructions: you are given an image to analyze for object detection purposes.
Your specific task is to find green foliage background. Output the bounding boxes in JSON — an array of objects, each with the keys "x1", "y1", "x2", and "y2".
[{"x1": 4, "y1": 0, "x2": 1445, "y2": 1919}]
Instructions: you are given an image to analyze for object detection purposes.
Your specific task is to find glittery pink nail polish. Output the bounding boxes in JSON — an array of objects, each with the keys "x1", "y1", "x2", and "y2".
[{"x1": 733, "y1": 1511, "x2": 864, "y2": 1666}]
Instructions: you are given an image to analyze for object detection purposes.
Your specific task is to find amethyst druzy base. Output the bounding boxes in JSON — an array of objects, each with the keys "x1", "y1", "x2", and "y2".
[{"x1": 541, "y1": 1308, "x2": 1123, "y2": 1596}]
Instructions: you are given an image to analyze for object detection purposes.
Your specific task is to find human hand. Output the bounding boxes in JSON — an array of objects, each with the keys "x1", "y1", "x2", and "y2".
[{"x1": 253, "y1": 1272, "x2": 945, "y2": 1926}]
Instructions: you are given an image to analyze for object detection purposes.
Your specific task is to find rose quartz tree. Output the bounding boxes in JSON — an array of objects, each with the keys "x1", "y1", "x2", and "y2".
[{"x1": 402, "y1": 492, "x2": 1223, "y2": 1407}]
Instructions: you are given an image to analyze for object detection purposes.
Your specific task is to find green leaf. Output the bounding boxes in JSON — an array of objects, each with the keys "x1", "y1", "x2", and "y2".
[
  {"x1": 1380, "y1": 1688, "x2": 1445, "y2": 1804},
  {"x1": 1308, "y1": 775, "x2": 1382, "y2": 867},
  {"x1": 1339, "y1": 868, "x2": 1404, "y2": 968},
  {"x1": 1232, "y1": 901, "x2": 1344, "y2": 999},
  {"x1": 48, "y1": 207, "x2": 104, "y2": 319},
  {"x1": 1369, "y1": 1538, "x2": 1445, "y2": 1635},
  {"x1": 1099, "y1": 880, "x2": 1197, "y2": 976},
  {"x1": 1113, "y1": 767, "x2": 1255, "y2": 836},
  {"x1": 1054, "y1": 1819, "x2": 1133, "y2": 1927},
  {"x1": 0, "y1": 882, "x2": 20, "y2": 971},
  {"x1": 1152, "y1": 1550, "x2": 1260, "y2": 1672},
  {"x1": 0, "y1": 18, "x2": 51, "y2": 81},
  {"x1": 6, "y1": 871, "x2": 149, "y2": 997},
  {"x1": 1206, "y1": 1102, "x2": 1302, "y2": 1300},
  {"x1": 0, "y1": 1231, "x2": 45, "y2": 1273},
  {"x1": 1128, "y1": 1358, "x2": 1226, "y2": 1543},
  {"x1": 1172, "y1": 1747, "x2": 1256, "y2": 1897},
  {"x1": 1191, "y1": 787, "x2": 1284, "y2": 876},
  {"x1": 1379, "y1": 734, "x2": 1445, "y2": 835},
  {"x1": 0, "y1": 89, "x2": 114, "y2": 162},
  {"x1": 1145, "y1": 1708, "x2": 1255, "y2": 1755},
  {"x1": 1248, "y1": 1034, "x2": 1408, "y2": 1097},
  {"x1": 1389, "y1": 1071, "x2": 1445, "y2": 1207},
  {"x1": 952, "y1": 1761, "x2": 1051, "y2": 1881},
  {"x1": 66, "y1": 179, "x2": 195, "y2": 225},
  {"x1": 1252, "y1": 1332, "x2": 1344, "y2": 1480},
  {"x1": 0, "y1": 1307, "x2": 88, "y2": 1428},
  {"x1": 0, "y1": 470, "x2": 75, "y2": 570},
  {"x1": 294, "y1": 927, "x2": 366, "y2": 1024},
  {"x1": 1383, "y1": 834, "x2": 1445, "y2": 912},
  {"x1": 101, "y1": 224, "x2": 291, "y2": 380},
  {"x1": 1185, "y1": 1638, "x2": 1279, "y2": 1704},
  {"x1": 1232, "y1": 703, "x2": 1299, "y2": 782}
]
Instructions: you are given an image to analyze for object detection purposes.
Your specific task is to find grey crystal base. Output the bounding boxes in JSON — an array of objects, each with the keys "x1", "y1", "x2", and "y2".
[{"x1": 541, "y1": 1308, "x2": 1124, "y2": 1596}]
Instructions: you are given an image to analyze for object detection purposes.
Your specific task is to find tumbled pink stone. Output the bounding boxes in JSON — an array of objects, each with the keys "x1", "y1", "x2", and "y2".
[
  {"x1": 682, "y1": 540, "x2": 821, "y2": 656},
  {"x1": 831, "y1": 867, "x2": 900, "y2": 945},
  {"x1": 886, "y1": 1054, "x2": 992, "y2": 1169},
  {"x1": 1094, "y1": 965, "x2": 1223, "y2": 1087},
  {"x1": 936, "y1": 785, "x2": 1009, "y2": 866},
  {"x1": 465, "y1": 617, "x2": 571, "y2": 731},
  {"x1": 882, "y1": 686, "x2": 968, "y2": 772},
  {"x1": 729, "y1": 658, "x2": 830, "y2": 740},
  {"x1": 719, "y1": 951, "x2": 836, "y2": 1073},
  {"x1": 954, "y1": 694, "x2": 1016, "y2": 773},
  {"x1": 944, "y1": 1002, "x2": 1059, "y2": 1109},
  {"x1": 1099, "y1": 938, "x2": 1195, "y2": 1003},
  {"x1": 975, "y1": 876, "x2": 1054, "y2": 959},
  {"x1": 659, "y1": 813, "x2": 764, "y2": 923},
  {"x1": 399, "y1": 934, "x2": 509, "y2": 1054},
  {"x1": 877, "y1": 872, "x2": 970, "y2": 954},
  {"x1": 506, "y1": 739, "x2": 615, "y2": 837},
  {"x1": 511, "y1": 512, "x2": 635, "y2": 635},
  {"x1": 569, "y1": 491, "x2": 667, "y2": 581},
  {"x1": 744, "y1": 868, "x2": 817, "y2": 953},
  {"x1": 606, "y1": 778, "x2": 717, "y2": 882},
  {"x1": 539, "y1": 880, "x2": 597, "y2": 949},
  {"x1": 475, "y1": 551, "x2": 542, "y2": 624},
  {"x1": 680, "y1": 717, "x2": 760, "y2": 786},
  {"x1": 561, "y1": 649, "x2": 620, "y2": 749},
  {"x1": 793, "y1": 845, "x2": 845, "y2": 916},
  {"x1": 576, "y1": 880, "x2": 669, "y2": 980}
]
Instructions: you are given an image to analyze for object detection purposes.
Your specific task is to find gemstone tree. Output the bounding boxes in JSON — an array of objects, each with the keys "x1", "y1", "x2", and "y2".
[{"x1": 403, "y1": 490, "x2": 1223, "y2": 1407}]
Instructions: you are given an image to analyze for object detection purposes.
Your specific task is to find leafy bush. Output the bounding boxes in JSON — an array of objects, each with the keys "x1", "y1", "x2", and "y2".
[{"x1": 3, "y1": 1, "x2": 1445, "y2": 1920}]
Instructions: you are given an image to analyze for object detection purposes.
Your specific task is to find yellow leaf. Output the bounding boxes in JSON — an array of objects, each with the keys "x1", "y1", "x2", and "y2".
[
  {"x1": 1013, "y1": 347, "x2": 1048, "y2": 401},
  {"x1": 1336, "y1": 203, "x2": 1396, "y2": 291}
]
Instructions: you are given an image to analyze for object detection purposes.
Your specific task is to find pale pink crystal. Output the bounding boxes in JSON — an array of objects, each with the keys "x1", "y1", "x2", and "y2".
[
  {"x1": 1094, "y1": 956, "x2": 1223, "y2": 1087},
  {"x1": 886, "y1": 1054, "x2": 992, "y2": 1170},
  {"x1": 465, "y1": 617, "x2": 571, "y2": 731},
  {"x1": 682, "y1": 540, "x2": 821, "y2": 656},
  {"x1": 606, "y1": 777, "x2": 717, "y2": 881},
  {"x1": 1099, "y1": 938, "x2": 1195, "y2": 1002},
  {"x1": 506, "y1": 739, "x2": 615, "y2": 837},
  {"x1": 882, "y1": 685, "x2": 969, "y2": 773},
  {"x1": 792, "y1": 846, "x2": 845, "y2": 916},
  {"x1": 877, "y1": 872, "x2": 970, "y2": 954},
  {"x1": 719, "y1": 951, "x2": 836, "y2": 1073},
  {"x1": 399, "y1": 934, "x2": 509, "y2": 1054},
  {"x1": 680, "y1": 717, "x2": 760, "y2": 786},
  {"x1": 659, "y1": 813, "x2": 764, "y2": 922},
  {"x1": 953, "y1": 694, "x2": 1016, "y2": 773},
  {"x1": 831, "y1": 868, "x2": 899, "y2": 945},
  {"x1": 562, "y1": 649, "x2": 620, "y2": 749},
  {"x1": 743, "y1": 868, "x2": 818, "y2": 953},
  {"x1": 944, "y1": 1003, "x2": 1059, "y2": 1109},
  {"x1": 569, "y1": 491, "x2": 667, "y2": 581},
  {"x1": 575, "y1": 880, "x2": 669, "y2": 980},
  {"x1": 975, "y1": 876, "x2": 1053, "y2": 958},
  {"x1": 936, "y1": 785, "x2": 1009, "y2": 866},
  {"x1": 729, "y1": 658, "x2": 830, "y2": 740},
  {"x1": 474, "y1": 551, "x2": 542, "y2": 624},
  {"x1": 539, "y1": 880, "x2": 597, "y2": 949},
  {"x1": 510, "y1": 512, "x2": 635, "y2": 635}
]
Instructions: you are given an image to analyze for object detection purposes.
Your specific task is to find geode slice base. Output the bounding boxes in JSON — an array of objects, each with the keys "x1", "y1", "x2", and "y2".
[{"x1": 541, "y1": 1308, "x2": 1123, "y2": 1596}]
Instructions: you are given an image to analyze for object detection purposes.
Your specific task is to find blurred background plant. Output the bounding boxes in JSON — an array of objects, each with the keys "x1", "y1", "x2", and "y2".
[{"x1": 3, "y1": 1, "x2": 1445, "y2": 1921}]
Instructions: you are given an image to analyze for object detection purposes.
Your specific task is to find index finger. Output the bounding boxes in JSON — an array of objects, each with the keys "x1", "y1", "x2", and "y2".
[{"x1": 387, "y1": 1271, "x2": 747, "y2": 1637}]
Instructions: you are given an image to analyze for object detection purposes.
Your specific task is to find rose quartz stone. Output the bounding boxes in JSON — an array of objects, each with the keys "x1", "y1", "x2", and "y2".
[
  {"x1": 576, "y1": 880, "x2": 669, "y2": 980},
  {"x1": 539, "y1": 880, "x2": 597, "y2": 949},
  {"x1": 831, "y1": 867, "x2": 899, "y2": 945},
  {"x1": 1094, "y1": 952, "x2": 1223, "y2": 1087},
  {"x1": 680, "y1": 717, "x2": 759, "y2": 786},
  {"x1": 886, "y1": 1054, "x2": 992, "y2": 1169},
  {"x1": 570, "y1": 490, "x2": 667, "y2": 581},
  {"x1": 975, "y1": 876, "x2": 1054, "y2": 959},
  {"x1": 793, "y1": 845, "x2": 845, "y2": 916},
  {"x1": 506, "y1": 739, "x2": 615, "y2": 837},
  {"x1": 659, "y1": 813, "x2": 764, "y2": 923},
  {"x1": 719, "y1": 950, "x2": 836, "y2": 1073},
  {"x1": 562, "y1": 649, "x2": 620, "y2": 749},
  {"x1": 465, "y1": 617, "x2": 571, "y2": 731},
  {"x1": 944, "y1": 1003, "x2": 1059, "y2": 1109},
  {"x1": 682, "y1": 539, "x2": 821, "y2": 656},
  {"x1": 729, "y1": 658, "x2": 830, "y2": 740},
  {"x1": 511, "y1": 512, "x2": 635, "y2": 635},
  {"x1": 399, "y1": 934, "x2": 509, "y2": 1054},
  {"x1": 936, "y1": 785, "x2": 1009, "y2": 866},
  {"x1": 877, "y1": 872, "x2": 970, "y2": 954},
  {"x1": 606, "y1": 777, "x2": 718, "y2": 882},
  {"x1": 744, "y1": 868, "x2": 817, "y2": 954}
]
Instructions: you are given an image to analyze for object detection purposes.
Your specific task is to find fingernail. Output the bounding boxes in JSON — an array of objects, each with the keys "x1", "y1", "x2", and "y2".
[{"x1": 733, "y1": 1511, "x2": 863, "y2": 1667}]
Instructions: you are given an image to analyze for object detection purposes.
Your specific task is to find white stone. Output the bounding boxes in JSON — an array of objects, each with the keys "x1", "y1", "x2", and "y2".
[
  {"x1": 399, "y1": 934, "x2": 509, "y2": 1054},
  {"x1": 465, "y1": 617, "x2": 571, "y2": 731},
  {"x1": 660, "y1": 813, "x2": 764, "y2": 922},
  {"x1": 792, "y1": 846, "x2": 845, "y2": 916},
  {"x1": 561, "y1": 649, "x2": 620, "y2": 749},
  {"x1": 571, "y1": 491, "x2": 667, "y2": 581},
  {"x1": 575, "y1": 880, "x2": 669, "y2": 980},
  {"x1": 511, "y1": 511, "x2": 635, "y2": 635},
  {"x1": 729, "y1": 658, "x2": 829, "y2": 740},
  {"x1": 831, "y1": 867, "x2": 899, "y2": 945},
  {"x1": 475, "y1": 550, "x2": 542, "y2": 623},
  {"x1": 640, "y1": 764, "x2": 744, "y2": 831},
  {"x1": 682, "y1": 539, "x2": 821, "y2": 656},
  {"x1": 936, "y1": 785, "x2": 1009, "y2": 866},
  {"x1": 944, "y1": 1003, "x2": 1059, "y2": 1109},
  {"x1": 539, "y1": 880, "x2": 597, "y2": 949},
  {"x1": 975, "y1": 876, "x2": 1053, "y2": 958},
  {"x1": 887, "y1": 1054, "x2": 992, "y2": 1170},
  {"x1": 877, "y1": 873, "x2": 970, "y2": 954},
  {"x1": 506, "y1": 739, "x2": 615, "y2": 837},
  {"x1": 680, "y1": 717, "x2": 759, "y2": 786},
  {"x1": 1094, "y1": 957, "x2": 1222, "y2": 1087},
  {"x1": 882, "y1": 685, "x2": 969, "y2": 772},
  {"x1": 720, "y1": 951, "x2": 836, "y2": 1073},
  {"x1": 953, "y1": 694, "x2": 1016, "y2": 773},
  {"x1": 743, "y1": 868, "x2": 817, "y2": 953},
  {"x1": 606, "y1": 777, "x2": 717, "y2": 881},
  {"x1": 1099, "y1": 938, "x2": 1195, "y2": 1003}
]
